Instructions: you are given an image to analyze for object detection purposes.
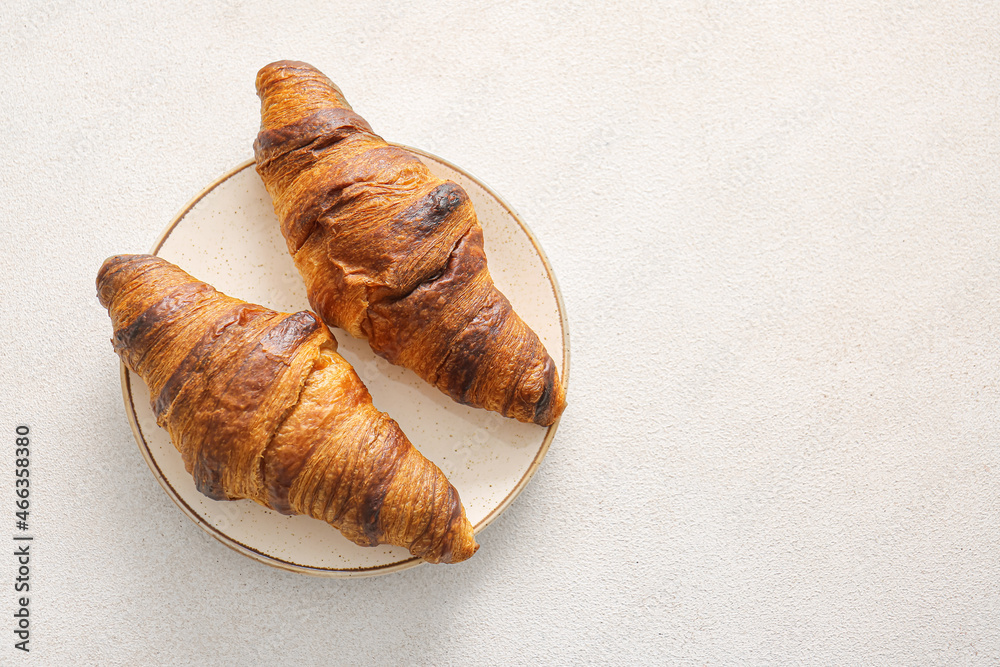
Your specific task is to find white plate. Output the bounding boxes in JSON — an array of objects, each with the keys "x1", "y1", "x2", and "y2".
[{"x1": 120, "y1": 148, "x2": 569, "y2": 577}]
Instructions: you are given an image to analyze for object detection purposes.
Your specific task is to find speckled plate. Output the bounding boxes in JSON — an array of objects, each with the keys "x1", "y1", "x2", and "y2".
[{"x1": 120, "y1": 148, "x2": 569, "y2": 577}]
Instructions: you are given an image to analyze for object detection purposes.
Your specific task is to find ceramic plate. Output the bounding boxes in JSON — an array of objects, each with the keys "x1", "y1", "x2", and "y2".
[{"x1": 121, "y1": 148, "x2": 569, "y2": 577}]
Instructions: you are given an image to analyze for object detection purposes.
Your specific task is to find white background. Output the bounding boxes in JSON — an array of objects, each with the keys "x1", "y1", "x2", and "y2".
[{"x1": 2, "y1": 1, "x2": 999, "y2": 664}]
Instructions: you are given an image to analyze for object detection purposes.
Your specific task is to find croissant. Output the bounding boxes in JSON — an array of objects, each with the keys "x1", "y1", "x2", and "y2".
[
  {"x1": 253, "y1": 60, "x2": 567, "y2": 426},
  {"x1": 97, "y1": 254, "x2": 478, "y2": 564}
]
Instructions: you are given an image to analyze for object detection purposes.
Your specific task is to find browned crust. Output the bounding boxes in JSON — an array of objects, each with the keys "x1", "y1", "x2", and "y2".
[
  {"x1": 253, "y1": 60, "x2": 566, "y2": 425},
  {"x1": 97, "y1": 254, "x2": 478, "y2": 563}
]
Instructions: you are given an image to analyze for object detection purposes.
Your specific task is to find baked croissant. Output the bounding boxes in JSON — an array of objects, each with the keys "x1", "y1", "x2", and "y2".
[
  {"x1": 97, "y1": 254, "x2": 478, "y2": 564},
  {"x1": 253, "y1": 60, "x2": 566, "y2": 426}
]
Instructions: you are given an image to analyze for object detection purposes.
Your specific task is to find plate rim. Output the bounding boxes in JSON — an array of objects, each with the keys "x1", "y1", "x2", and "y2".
[{"x1": 121, "y1": 146, "x2": 571, "y2": 577}]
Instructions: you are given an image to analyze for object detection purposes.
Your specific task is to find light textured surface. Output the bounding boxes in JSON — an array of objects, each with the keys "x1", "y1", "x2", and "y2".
[{"x1": 2, "y1": 1, "x2": 999, "y2": 664}]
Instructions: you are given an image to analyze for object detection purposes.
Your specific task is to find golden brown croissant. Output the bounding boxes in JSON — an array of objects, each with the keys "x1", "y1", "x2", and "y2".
[
  {"x1": 97, "y1": 254, "x2": 478, "y2": 564},
  {"x1": 253, "y1": 60, "x2": 566, "y2": 426}
]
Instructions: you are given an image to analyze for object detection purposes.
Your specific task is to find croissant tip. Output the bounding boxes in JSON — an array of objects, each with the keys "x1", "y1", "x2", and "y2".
[
  {"x1": 96, "y1": 254, "x2": 159, "y2": 308},
  {"x1": 434, "y1": 536, "x2": 480, "y2": 565},
  {"x1": 538, "y1": 396, "x2": 568, "y2": 427},
  {"x1": 255, "y1": 60, "x2": 320, "y2": 92},
  {"x1": 100, "y1": 252, "x2": 146, "y2": 268},
  {"x1": 261, "y1": 59, "x2": 317, "y2": 71}
]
